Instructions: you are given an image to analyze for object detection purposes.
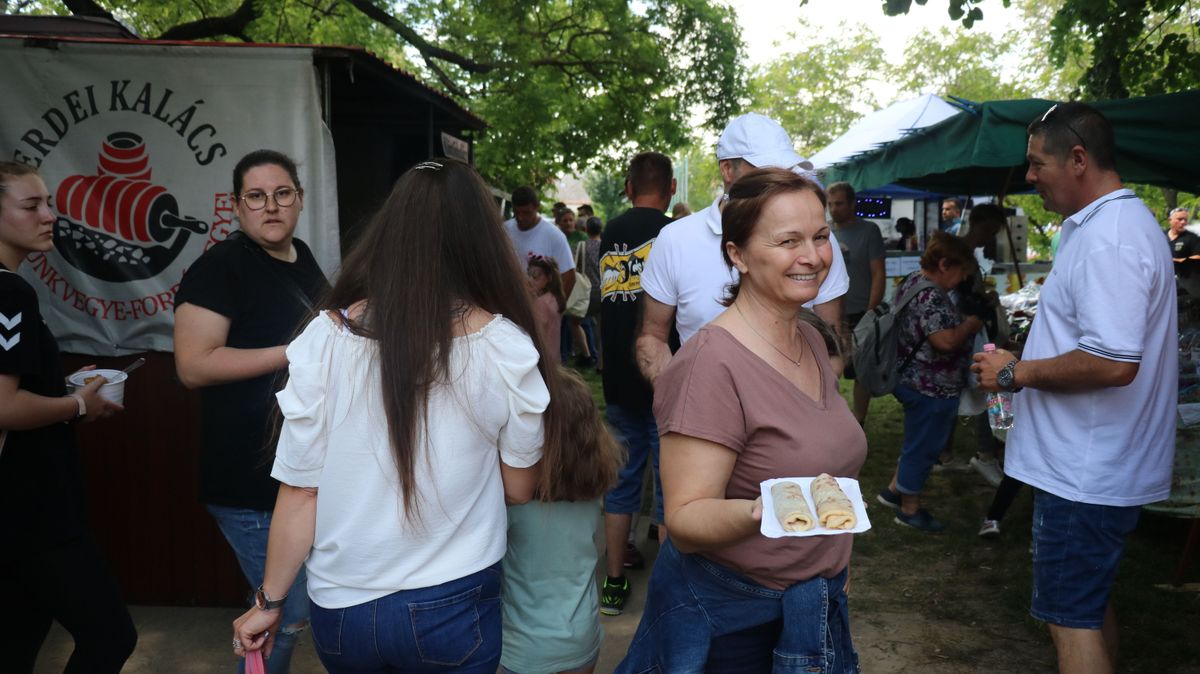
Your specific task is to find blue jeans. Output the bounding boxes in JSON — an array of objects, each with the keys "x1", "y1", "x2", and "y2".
[
  {"x1": 207, "y1": 505, "x2": 310, "y2": 674},
  {"x1": 308, "y1": 563, "x2": 503, "y2": 673},
  {"x1": 892, "y1": 384, "x2": 960, "y2": 495},
  {"x1": 603, "y1": 403, "x2": 664, "y2": 523},
  {"x1": 617, "y1": 540, "x2": 858, "y2": 674},
  {"x1": 580, "y1": 316, "x2": 598, "y2": 359},
  {"x1": 1031, "y1": 489, "x2": 1141, "y2": 629}
]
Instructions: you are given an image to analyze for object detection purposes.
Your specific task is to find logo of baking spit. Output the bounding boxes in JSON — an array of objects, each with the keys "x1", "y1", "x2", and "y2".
[{"x1": 53, "y1": 132, "x2": 208, "y2": 282}]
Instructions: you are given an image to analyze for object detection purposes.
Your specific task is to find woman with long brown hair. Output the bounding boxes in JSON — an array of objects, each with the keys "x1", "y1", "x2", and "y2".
[{"x1": 232, "y1": 159, "x2": 557, "y2": 673}]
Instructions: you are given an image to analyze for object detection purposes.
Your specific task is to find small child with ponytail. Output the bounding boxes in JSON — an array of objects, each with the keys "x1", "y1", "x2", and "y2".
[{"x1": 500, "y1": 367, "x2": 626, "y2": 674}]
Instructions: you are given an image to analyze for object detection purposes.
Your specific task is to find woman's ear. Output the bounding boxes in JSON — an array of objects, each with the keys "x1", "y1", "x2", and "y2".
[{"x1": 726, "y1": 242, "x2": 748, "y2": 275}]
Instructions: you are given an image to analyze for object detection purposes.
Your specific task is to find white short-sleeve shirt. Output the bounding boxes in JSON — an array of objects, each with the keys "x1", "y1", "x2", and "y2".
[
  {"x1": 503, "y1": 216, "x2": 576, "y2": 273},
  {"x1": 641, "y1": 195, "x2": 850, "y2": 343},
  {"x1": 1006, "y1": 189, "x2": 1177, "y2": 507},
  {"x1": 271, "y1": 313, "x2": 548, "y2": 608}
]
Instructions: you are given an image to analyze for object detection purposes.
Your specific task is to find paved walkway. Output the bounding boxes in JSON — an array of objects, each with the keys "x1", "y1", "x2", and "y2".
[{"x1": 35, "y1": 522, "x2": 658, "y2": 674}]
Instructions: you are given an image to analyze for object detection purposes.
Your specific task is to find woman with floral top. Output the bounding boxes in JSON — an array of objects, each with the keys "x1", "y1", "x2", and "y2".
[{"x1": 876, "y1": 231, "x2": 983, "y2": 533}]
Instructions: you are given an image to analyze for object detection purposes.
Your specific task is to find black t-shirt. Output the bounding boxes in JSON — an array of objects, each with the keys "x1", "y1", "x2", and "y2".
[
  {"x1": 174, "y1": 234, "x2": 329, "y2": 511},
  {"x1": 1169, "y1": 230, "x2": 1200, "y2": 278},
  {"x1": 598, "y1": 207, "x2": 678, "y2": 409},
  {"x1": 0, "y1": 269, "x2": 87, "y2": 545}
]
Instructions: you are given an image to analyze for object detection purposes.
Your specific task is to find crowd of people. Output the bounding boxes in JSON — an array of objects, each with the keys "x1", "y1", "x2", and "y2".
[{"x1": 0, "y1": 101, "x2": 1181, "y2": 674}]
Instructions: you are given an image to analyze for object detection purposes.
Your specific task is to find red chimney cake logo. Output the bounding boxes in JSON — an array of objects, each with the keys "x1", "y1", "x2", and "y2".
[{"x1": 54, "y1": 132, "x2": 208, "y2": 282}]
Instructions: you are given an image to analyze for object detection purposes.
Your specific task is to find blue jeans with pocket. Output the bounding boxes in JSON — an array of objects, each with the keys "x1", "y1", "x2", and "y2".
[
  {"x1": 616, "y1": 539, "x2": 858, "y2": 674},
  {"x1": 207, "y1": 504, "x2": 310, "y2": 674},
  {"x1": 1030, "y1": 489, "x2": 1141, "y2": 629},
  {"x1": 308, "y1": 562, "x2": 503, "y2": 673}
]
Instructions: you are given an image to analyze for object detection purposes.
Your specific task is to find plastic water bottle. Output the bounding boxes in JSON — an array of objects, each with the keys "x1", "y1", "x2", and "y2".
[{"x1": 984, "y1": 343, "x2": 1014, "y2": 430}]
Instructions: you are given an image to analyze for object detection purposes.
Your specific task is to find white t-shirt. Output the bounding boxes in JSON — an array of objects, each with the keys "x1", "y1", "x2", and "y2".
[
  {"x1": 641, "y1": 195, "x2": 850, "y2": 343},
  {"x1": 271, "y1": 312, "x2": 548, "y2": 608},
  {"x1": 503, "y1": 216, "x2": 576, "y2": 273},
  {"x1": 1006, "y1": 189, "x2": 1177, "y2": 507}
]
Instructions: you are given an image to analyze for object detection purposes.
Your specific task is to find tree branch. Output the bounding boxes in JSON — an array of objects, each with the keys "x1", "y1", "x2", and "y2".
[
  {"x1": 342, "y1": 0, "x2": 495, "y2": 74},
  {"x1": 422, "y1": 54, "x2": 470, "y2": 98},
  {"x1": 157, "y1": 0, "x2": 260, "y2": 41},
  {"x1": 62, "y1": 0, "x2": 117, "y2": 21}
]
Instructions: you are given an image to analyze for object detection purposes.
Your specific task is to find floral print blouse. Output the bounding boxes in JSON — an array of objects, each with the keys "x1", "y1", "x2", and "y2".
[{"x1": 895, "y1": 271, "x2": 970, "y2": 399}]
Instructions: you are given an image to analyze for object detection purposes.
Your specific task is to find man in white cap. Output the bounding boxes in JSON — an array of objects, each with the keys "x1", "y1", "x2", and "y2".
[{"x1": 636, "y1": 112, "x2": 849, "y2": 383}]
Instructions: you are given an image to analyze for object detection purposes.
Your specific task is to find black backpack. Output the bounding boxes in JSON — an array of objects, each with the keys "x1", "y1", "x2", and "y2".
[{"x1": 851, "y1": 278, "x2": 937, "y2": 397}]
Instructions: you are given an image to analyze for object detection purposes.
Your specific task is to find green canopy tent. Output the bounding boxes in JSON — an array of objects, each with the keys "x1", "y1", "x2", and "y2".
[{"x1": 823, "y1": 91, "x2": 1200, "y2": 195}]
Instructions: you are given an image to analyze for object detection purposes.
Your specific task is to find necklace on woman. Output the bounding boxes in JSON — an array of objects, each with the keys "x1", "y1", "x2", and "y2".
[{"x1": 734, "y1": 302, "x2": 803, "y2": 367}]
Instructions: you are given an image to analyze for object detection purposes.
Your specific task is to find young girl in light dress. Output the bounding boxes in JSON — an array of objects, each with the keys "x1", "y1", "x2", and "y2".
[
  {"x1": 527, "y1": 255, "x2": 565, "y2": 360},
  {"x1": 501, "y1": 368, "x2": 625, "y2": 674}
]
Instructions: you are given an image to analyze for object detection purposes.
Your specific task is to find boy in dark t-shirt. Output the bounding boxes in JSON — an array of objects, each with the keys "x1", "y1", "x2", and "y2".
[{"x1": 597, "y1": 152, "x2": 678, "y2": 616}]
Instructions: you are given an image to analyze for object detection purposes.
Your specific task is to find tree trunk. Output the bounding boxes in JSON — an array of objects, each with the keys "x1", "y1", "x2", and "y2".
[{"x1": 1163, "y1": 188, "x2": 1179, "y2": 211}]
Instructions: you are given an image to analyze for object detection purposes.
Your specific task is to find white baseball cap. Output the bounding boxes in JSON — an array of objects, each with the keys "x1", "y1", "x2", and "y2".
[{"x1": 716, "y1": 112, "x2": 814, "y2": 171}]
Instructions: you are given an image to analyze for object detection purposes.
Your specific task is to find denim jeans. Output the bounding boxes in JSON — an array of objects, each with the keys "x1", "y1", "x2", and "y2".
[
  {"x1": 1030, "y1": 489, "x2": 1141, "y2": 628},
  {"x1": 617, "y1": 540, "x2": 858, "y2": 674},
  {"x1": 580, "y1": 316, "x2": 598, "y2": 359},
  {"x1": 207, "y1": 505, "x2": 310, "y2": 674},
  {"x1": 603, "y1": 403, "x2": 664, "y2": 523},
  {"x1": 308, "y1": 562, "x2": 503, "y2": 673},
  {"x1": 892, "y1": 384, "x2": 960, "y2": 495}
]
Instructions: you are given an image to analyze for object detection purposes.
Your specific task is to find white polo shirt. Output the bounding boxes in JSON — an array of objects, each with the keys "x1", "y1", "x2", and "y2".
[
  {"x1": 641, "y1": 195, "x2": 849, "y2": 343},
  {"x1": 1006, "y1": 188, "x2": 1177, "y2": 507},
  {"x1": 503, "y1": 216, "x2": 576, "y2": 273}
]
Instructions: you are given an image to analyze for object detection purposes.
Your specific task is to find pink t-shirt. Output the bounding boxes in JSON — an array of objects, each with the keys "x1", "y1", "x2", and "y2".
[{"x1": 654, "y1": 324, "x2": 868, "y2": 590}]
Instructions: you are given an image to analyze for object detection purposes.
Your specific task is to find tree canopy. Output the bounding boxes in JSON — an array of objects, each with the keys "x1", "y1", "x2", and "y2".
[
  {"x1": 23, "y1": 0, "x2": 746, "y2": 190},
  {"x1": 746, "y1": 20, "x2": 887, "y2": 158},
  {"x1": 882, "y1": 0, "x2": 1200, "y2": 99}
]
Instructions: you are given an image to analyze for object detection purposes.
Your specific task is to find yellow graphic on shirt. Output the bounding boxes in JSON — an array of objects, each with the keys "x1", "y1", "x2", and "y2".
[{"x1": 600, "y1": 239, "x2": 654, "y2": 301}]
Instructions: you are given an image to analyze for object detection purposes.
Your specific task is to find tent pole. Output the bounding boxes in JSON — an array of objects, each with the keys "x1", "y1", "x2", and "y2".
[{"x1": 997, "y1": 166, "x2": 1025, "y2": 288}]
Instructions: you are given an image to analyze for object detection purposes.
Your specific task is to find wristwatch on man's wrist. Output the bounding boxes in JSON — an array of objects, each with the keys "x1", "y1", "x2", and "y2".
[
  {"x1": 996, "y1": 359, "x2": 1022, "y2": 392},
  {"x1": 254, "y1": 585, "x2": 287, "y2": 611}
]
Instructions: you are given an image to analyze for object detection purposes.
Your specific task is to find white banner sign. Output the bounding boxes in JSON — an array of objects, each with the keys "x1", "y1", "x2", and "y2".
[{"x1": 0, "y1": 40, "x2": 340, "y2": 355}]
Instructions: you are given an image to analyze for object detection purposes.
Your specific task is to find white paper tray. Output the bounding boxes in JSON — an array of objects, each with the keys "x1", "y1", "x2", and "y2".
[{"x1": 759, "y1": 477, "x2": 872, "y2": 538}]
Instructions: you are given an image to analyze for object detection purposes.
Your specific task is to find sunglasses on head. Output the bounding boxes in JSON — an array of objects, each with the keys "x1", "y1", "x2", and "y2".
[{"x1": 1040, "y1": 104, "x2": 1087, "y2": 151}]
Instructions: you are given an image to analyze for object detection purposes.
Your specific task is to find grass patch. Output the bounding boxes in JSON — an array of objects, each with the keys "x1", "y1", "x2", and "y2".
[{"x1": 570, "y1": 364, "x2": 1200, "y2": 671}]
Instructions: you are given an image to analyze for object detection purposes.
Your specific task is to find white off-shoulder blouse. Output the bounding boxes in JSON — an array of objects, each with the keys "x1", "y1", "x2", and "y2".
[{"x1": 271, "y1": 311, "x2": 548, "y2": 608}]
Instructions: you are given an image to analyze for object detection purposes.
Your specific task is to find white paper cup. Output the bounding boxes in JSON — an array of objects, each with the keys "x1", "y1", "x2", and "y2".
[{"x1": 68, "y1": 369, "x2": 128, "y2": 405}]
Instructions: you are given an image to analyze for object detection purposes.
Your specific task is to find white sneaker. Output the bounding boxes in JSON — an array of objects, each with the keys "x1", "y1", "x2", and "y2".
[
  {"x1": 970, "y1": 456, "x2": 1004, "y2": 487},
  {"x1": 978, "y1": 519, "x2": 1001, "y2": 538}
]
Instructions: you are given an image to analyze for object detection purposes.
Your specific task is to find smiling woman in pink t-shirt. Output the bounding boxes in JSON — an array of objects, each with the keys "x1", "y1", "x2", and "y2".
[{"x1": 617, "y1": 168, "x2": 867, "y2": 674}]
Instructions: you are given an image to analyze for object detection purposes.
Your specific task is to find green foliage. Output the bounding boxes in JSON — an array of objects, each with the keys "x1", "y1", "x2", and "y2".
[
  {"x1": 677, "y1": 141, "x2": 723, "y2": 212},
  {"x1": 24, "y1": 0, "x2": 747, "y2": 192},
  {"x1": 747, "y1": 21, "x2": 887, "y2": 157},
  {"x1": 1048, "y1": 0, "x2": 1200, "y2": 99},
  {"x1": 882, "y1": 0, "x2": 1012, "y2": 28},
  {"x1": 583, "y1": 169, "x2": 628, "y2": 222},
  {"x1": 890, "y1": 27, "x2": 1032, "y2": 102}
]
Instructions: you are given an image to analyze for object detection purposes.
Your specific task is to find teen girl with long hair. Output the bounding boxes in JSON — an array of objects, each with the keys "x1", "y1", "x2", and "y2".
[{"x1": 232, "y1": 159, "x2": 559, "y2": 673}]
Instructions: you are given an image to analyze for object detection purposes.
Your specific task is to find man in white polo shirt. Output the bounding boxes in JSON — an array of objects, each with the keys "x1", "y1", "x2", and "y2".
[
  {"x1": 636, "y1": 113, "x2": 848, "y2": 382},
  {"x1": 974, "y1": 102, "x2": 1175, "y2": 674},
  {"x1": 504, "y1": 185, "x2": 576, "y2": 296}
]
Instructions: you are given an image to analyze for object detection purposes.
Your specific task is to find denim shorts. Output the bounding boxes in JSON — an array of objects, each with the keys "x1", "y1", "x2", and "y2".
[
  {"x1": 309, "y1": 562, "x2": 502, "y2": 673},
  {"x1": 602, "y1": 403, "x2": 664, "y2": 523},
  {"x1": 1030, "y1": 489, "x2": 1141, "y2": 629}
]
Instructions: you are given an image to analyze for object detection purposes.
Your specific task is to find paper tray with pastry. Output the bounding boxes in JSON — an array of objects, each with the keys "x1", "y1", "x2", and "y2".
[{"x1": 759, "y1": 475, "x2": 872, "y2": 538}]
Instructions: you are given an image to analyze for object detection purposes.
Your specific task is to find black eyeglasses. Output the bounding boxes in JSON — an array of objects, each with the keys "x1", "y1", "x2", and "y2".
[
  {"x1": 239, "y1": 187, "x2": 301, "y2": 210},
  {"x1": 1040, "y1": 104, "x2": 1087, "y2": 150}
]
